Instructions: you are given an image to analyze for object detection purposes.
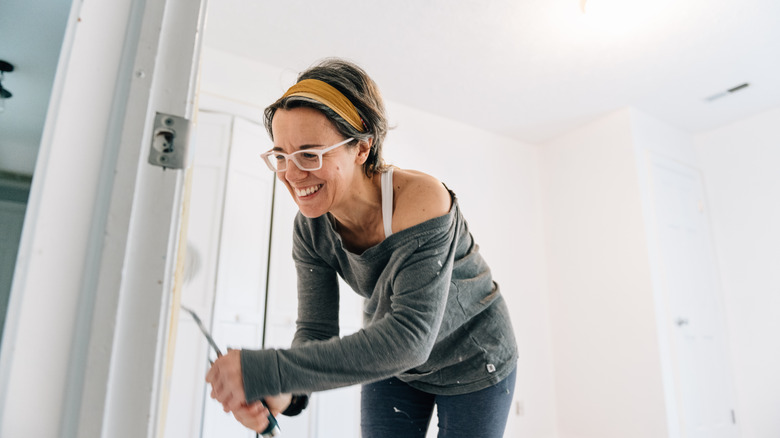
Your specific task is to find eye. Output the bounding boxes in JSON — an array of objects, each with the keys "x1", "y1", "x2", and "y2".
[
  {"x1": 273, "y1": 154, "x2": 285, "y2": 162},
  {"x1": 300, "y1": 152, "x2": 318, "y2": 160}
]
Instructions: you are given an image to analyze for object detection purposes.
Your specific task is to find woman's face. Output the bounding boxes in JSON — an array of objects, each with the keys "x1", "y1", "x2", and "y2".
[{"x1": 271, "y1": 107, "x2": 367, "y2": 218}]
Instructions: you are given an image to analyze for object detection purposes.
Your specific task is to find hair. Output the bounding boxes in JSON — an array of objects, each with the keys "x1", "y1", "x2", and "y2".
[{"x1": 264, "y1": 58, "x2": 389, "y2": 177}]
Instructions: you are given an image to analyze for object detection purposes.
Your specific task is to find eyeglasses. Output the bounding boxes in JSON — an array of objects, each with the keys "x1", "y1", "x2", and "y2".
[
  {"x1": 260, "y1": 137, "x2": 354, "y2": 172},
  {"x1": 181, "y1": 305, "x2": 281, "y2": 437}
]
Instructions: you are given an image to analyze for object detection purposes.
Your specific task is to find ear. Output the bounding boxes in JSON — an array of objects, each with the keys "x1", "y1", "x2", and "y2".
[{"x1": 354, "y1": 138, "x2": 373, "y2": 165}]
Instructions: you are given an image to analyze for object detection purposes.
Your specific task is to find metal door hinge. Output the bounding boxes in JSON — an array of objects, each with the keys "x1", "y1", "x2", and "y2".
[{"x1": 148, "y1": 112, "x2": 191, "y2": 169}]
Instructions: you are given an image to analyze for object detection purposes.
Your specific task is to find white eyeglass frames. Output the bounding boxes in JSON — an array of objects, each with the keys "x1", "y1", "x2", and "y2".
[{"x1": 260, "y1": 137, "x2": 354, "y2": 172}]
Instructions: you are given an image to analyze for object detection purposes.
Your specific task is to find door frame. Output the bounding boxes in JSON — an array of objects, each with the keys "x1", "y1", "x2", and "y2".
[{"x1": 0, "y1": 0, "x2": 207, "y2": 436}]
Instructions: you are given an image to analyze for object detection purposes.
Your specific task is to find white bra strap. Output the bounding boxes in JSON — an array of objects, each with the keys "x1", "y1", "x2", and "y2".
[{"x1": 381, "y1": 168, "x2": 394, "y2": 238}]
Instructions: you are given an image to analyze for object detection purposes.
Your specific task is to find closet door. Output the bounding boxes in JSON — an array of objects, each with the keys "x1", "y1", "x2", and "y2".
[
  {"x1": 310, "y1": 279, "x2": 363, "y2": 438},
  {"x1": 165, "y1": 113, "x2": 277, "y2": 438},
  {"x1": 648, "y1": 154, "x2": 738, "y2": 438},
  {"x1": 265, "y1": 184, "x2": 364, "y2": 438},
  {"x1": 164, "y1": 112, "x2": 232, "y2": 438},
  {"x1": 169, "y1": 109, "x2": 364, "y2": 437},
  {"x1": 201, "y1": 116, "x2": 276, "y2": 437},
  {"x1": 261, "y1": 177, "x2": 317, "y2": 436}
]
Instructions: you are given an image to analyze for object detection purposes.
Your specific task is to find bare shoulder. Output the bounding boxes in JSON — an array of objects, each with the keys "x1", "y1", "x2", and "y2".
[{"x1": 391, "y1": 169, "x2": 452, "y2": 232}]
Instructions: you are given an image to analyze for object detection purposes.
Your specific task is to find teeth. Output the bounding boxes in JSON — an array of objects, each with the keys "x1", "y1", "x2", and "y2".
[{"x1": 295, "y1": 185, "x2": 322, "y2": 197}]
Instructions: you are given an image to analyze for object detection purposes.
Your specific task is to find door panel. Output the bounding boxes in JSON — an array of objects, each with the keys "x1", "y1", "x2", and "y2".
[
  {"x1": 164, "y1": 112, "x2": 232, "y2": 438},
  {"x1": 649, "y1": 155, "x2": 738, "y2": 438}
]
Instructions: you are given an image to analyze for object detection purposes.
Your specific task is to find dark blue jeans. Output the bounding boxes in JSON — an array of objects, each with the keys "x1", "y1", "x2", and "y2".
[{"x1": 360, "y1": 366, "x2": 516, "y2": 438}]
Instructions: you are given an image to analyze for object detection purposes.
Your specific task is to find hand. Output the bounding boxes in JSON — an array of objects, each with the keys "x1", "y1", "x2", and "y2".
[
  {"x1": 205, "y1": 349, "x2": 246, "y2": 412},
  {"x1": 232, "y1": 394, "x2": 292, "y2": 433}
]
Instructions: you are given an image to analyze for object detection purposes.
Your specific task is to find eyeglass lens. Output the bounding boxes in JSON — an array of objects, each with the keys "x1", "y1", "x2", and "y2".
[
  {"x1": 273, "y1": 151, "x2": 321, "y2": 171},
  {"x1": 263, "y1": 137, "x2": 354, "y2": 172}
]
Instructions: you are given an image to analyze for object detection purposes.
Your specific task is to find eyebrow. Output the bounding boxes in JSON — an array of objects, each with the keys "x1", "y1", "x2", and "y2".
[{"x1": 271, "y1": 144, "x2": 327, "y2": 152}]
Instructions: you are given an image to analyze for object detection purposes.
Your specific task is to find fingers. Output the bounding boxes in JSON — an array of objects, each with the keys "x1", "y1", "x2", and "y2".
[
  {"x1": 222, "y1": 393, "x2": 244, "y2": 412},
  {"x1": 232, "y1": 402, "x2": 270, "y2": 433},
  {"x1": 205, "y1": 360, "x2": 215, "y2": 378},
  {"x1": 205, "y1": 350, "x2": 247, "y2": 411},
  {"x1": 212, "y1": 385, "x2": 242, "y2": 412}
]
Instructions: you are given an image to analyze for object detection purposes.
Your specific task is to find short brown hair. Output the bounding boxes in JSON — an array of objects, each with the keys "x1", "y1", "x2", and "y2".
[{"x1": 264, "y1": 58, "x2": 389, "y2": 177}]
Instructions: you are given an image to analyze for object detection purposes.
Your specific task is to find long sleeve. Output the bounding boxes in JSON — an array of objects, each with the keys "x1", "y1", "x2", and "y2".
[
  {"x1": 241, "y1": 209, "x2": 460, "y2": 401},
  {"x1": 241, "y1": 196, "x2": 517, "y2": 401}
]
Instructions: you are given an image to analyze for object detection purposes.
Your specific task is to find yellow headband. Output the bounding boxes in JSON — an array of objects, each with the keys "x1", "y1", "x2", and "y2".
[{"x1": 281, "y1": 79, "x2": 366, "y2": 132}]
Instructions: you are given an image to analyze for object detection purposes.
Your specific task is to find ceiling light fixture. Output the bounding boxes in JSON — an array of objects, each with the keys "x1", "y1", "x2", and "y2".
[
  {"x1": 704, "y1": 82, "x2": 751, "y2": 102},
  {"x1": 0, "y1": 60, "x2": 15, "y2": 114}
]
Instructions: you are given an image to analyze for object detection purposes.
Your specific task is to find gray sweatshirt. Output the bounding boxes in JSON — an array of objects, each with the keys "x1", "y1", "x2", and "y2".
[{"x1": 241, "y1": 191, "x2": 517, "y2": 401}]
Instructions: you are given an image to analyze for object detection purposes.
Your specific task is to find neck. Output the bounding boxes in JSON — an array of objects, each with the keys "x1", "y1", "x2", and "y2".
[{"x1": 330, "y1": 172, "x2": 384, "y2": 250}]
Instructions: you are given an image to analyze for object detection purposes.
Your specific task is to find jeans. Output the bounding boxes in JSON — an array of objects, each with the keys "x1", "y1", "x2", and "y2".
[{"x1": 360, "y1": 366, "x2": 516, "y2": 438}]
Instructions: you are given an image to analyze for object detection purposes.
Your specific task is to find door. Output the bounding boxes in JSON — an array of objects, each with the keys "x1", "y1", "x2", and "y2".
[
  {"x1": 163, "y1": 112, "x2": 278, "y2": 438},
  {"x1": 163, "y1": 112, "x2": 233, "y2": 438},
  {"x1": 201, "y1": 115, "x2": 276, "y2": 437},
  {"x1": 648, "y1": 155, "x2": 739, "y2": 438}
]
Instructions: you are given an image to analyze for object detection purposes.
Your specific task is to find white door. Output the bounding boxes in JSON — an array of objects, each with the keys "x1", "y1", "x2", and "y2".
[
  {"x1": 648, "y1": 155, "x2": 739, "y2": 438},
  {"x1": 164, "y1": 113, "x2": 280, "y2": 438},
  {"x1": 307, "y1": 277, "x2": 364, "y2": 438},
  {"x1": 201, "y1": 116, "x2": 276, "y2": 437},
  {"x1": 164, "y1": 112, "x2": 233, "y2": 438},
  {"x1": 164, "y1": 105, "x2": 366, "y2": 437},
  {"x1": 264, "y1": 165, "x2": 365, "y2": 438}
]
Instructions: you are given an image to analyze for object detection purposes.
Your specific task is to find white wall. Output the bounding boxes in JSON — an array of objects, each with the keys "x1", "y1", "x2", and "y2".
[
  {"x1": 541, "y1": 109, "x2": 669, "y2": 438},
  {"x1": 199, "y1": 47, "x2": 558, "y2": 438},
  {"x1": 543, "y1": 106, "x2": 773, "y2": 438},
  {"x1": 694, "y1": 107, "x2": 780, "y2": 438}
]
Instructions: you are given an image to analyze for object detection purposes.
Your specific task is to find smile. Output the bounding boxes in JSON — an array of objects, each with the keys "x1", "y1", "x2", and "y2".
[{"x1": 295, "y1": 184, "x2": 322, "y2": 197}]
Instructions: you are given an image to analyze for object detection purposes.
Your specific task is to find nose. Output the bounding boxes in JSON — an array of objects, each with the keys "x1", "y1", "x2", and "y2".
[{"x1": 282, "y1": 159, "x2": 308, "y2": 181}]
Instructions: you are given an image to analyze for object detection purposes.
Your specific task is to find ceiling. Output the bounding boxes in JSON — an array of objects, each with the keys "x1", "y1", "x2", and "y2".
[
  {"x1": 2, "y1": 0, "x2": 779, "y2": 177},
  {"x1": 202, "y1": 0, "x2": 780, "y2": 144}
]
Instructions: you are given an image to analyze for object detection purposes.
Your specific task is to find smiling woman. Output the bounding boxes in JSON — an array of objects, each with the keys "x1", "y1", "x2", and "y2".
[
  {"x1": 267, "y1": 107, "x2": 368, "y2": 222},
  {"x1": 204, "y1": 58, "x2": 519, "y2": 438}
]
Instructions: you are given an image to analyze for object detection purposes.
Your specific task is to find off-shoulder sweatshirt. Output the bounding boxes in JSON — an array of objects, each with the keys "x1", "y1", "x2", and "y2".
[{"x1": 241, "y1": 189, "x2": 517, "y2": 401}]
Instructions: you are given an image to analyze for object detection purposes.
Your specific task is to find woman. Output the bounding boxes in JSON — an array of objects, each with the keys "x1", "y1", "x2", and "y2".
[{"x1": 206, "y1": 58, "x2": 518, "y2": 437}]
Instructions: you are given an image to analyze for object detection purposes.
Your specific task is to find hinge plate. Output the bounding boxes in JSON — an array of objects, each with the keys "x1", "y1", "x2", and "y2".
[{"x1": 148, "y1": 112, "x2": 191, "y2": 169}]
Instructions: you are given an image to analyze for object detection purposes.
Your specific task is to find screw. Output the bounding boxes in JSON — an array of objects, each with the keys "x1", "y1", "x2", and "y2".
[{"x1": 164, "y1": 118, "x2": 174, "y2": 126}]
